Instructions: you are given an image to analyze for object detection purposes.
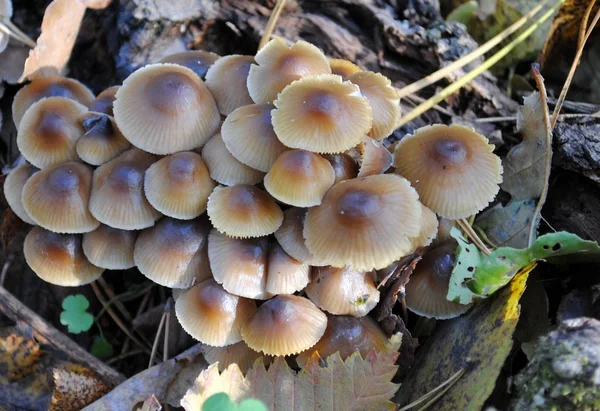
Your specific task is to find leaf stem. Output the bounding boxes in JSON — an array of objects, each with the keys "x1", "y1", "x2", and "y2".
[{"x1": 457, "y1": 218, "x2": 491, "y2": 256}]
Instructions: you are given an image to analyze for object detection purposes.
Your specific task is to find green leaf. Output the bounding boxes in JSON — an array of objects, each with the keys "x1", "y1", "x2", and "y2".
[
  {"x1": 90, "y1": 337, "x2": 114, "y2": 360},
  {"x1": 446, "y1": 1, "x2": 478, "y2": 24},
  {"x1": 60, "y1": 294, "x2": 93, "y2": 334},
  {"x1": 202, "y1": 393, "x2": 237, "y2": 411},
  {"x1": 447, "y1": 227, "x2": 484, "y2": 305},
  {"x1": 238, "y1": 399, "x2": 269, "y2": 411}
]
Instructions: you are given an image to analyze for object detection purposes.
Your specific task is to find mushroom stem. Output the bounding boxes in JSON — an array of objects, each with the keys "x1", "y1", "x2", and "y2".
[
  {"x1": 0, "y1": 17, "x2": 36, "y2": 48},
  {"x1": 456, "y1": 218, "x2": 491, "y2": 256},
  {"x1": 258, "y1": 0, "x2": 287, "y2": 50}
]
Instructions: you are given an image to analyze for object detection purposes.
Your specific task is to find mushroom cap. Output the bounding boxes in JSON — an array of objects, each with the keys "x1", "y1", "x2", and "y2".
[
  {"x1": 247, "y1": 38, "x2": 331, "y2": 104},
  {"x1": 305, "y1": 266, "x2": 380, "y2": 317},
  {"x1": 201, "y1": 133, "x2": 265, "y2": 186},
  {"x1": 135, "y1": 216, "x2": 212, "y2": 288},
  {"x1": 89, "y1": 148, "x2": 161, "y2": 230},
  {"x1": 82, "y1": 224, "x2": 137, "y2": 270},
  {"x1": 175, "y1": 278, "x2": 257, "y2": 346},
  {"x1": 12, "y1": 76, "x2": 95, "y2": 129},
  {"x1": 405, "y1": 241, "x2": 471, "y2": 319},
  {"x1": 22, "y1": 161, "x2": 99, "y2": 233},
  {"x1": 207, "y1": 229, "x2": 270, "y2": 300},
  {"x1": 88, "y1": 86, "x2": 120, "y2": 116},
  {"x1": 304, "y1": 174, "x2": 422, "y2": 271},
  {"x1": 17, "y1": 96, "x2": 88, "y2": 168},
  {"x1": 273, "y1": 207, "x2": 324, "y2": 266},
  {"x1": 241, "y1": 294, "x2": 327, "y2": 356},
  {"x1": 24, "y1": 226, "x2": 103, "y2": 286},
  {"x1": 220, "y1": 103, "x2": 287, "y2": 172},
  {"x1": 356, "y1": 136, "x2": 393, "y2": 177},
  {"x1": 272, "y1": 74, "x2": 372, "y2": 154},
  {"x1": 265, "y1": 241, "x2": 310, "y2": 295},
  {"x1": 348, "y1": 71, "x2": 401, "y2": 140},
  {"x1": 204, "y1": 55, "x2": 255, "y2": 115},
  {"x1": 76, "y1": 112, "x2": 131, "y2": 166},
  {"x1": 113, "y1": 63, "x2": 220, "y2": 154},
  {"x1": 207, "y1": 185, "x2": 283, "y2": 238},
  {"x1": 410, "y1": 204, "x2": 438, "y2": 250},
  {"x1": 202, "y1": 341, "x2": 271, "y2": 373},
  {"x1": 328, "y1": 59, "x2": 361, "y2": 79},
  {"x1": 264, "y1": 149, "x2": 335, "y2": 207},
  {"x1": 393, "y1": 124, "x2": 503, "y2": 219},
  {"x1": 159, "y1": 50, "x2": 220, "y2": 79},
  {"x1": 144, "y1": 151, "x2": 215, "y2": 220},
  {"x1": 323, "y1": 153, "x2": 359, "y2": 184},
  {"x1": 3, "y1": 163, "x2": 39, "y2": 225}
]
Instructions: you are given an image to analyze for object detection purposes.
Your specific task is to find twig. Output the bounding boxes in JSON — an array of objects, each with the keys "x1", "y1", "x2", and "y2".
[
  {"x1": 163, "y1": 299, "x2": 172, "y2": 362},
  {"x1": 475, "y1": 112, "x2": 599, "y2": 123},
  {"x1": 0, "y1": 254, "x2": 14, "y2": 287},
  {"x1": 97, "y1": 277, "x2": 135, "y2": 322},
  {"x1": 148, "y1": 309, "x2": 167, "y2": 368},
  {"x1": 403, "y1": 93, "x2": 455, "y2": 117},
  {"x1": 397, "y1": 366, "x2": 467, "y2": 411},
  {"x1": 0, "y1": 17, "x2": 36, "y2": 48},
  {"x1": 121, "y1": 286, "x2": 153, "y2": 355},
  {"x1": 258, "y1": 0, "x2": 287, "y2": 50},
  {"x1": 457, "y1": 218, "x2": 491, "y2": 256},
  {"x1": 106, "y1": 349, "x2": 145, "y2": 365}
]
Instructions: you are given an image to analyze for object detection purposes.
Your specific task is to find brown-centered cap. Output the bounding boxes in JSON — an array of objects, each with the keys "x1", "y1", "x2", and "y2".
[
  {"x1": 89, "y1": 148, "x2": 161, "y2": 230},
  {"x1": 12, "y1": 76, "x2": 95, "y2": 129},
  {"x1": 348, "y1": 71, "x2": 401, "y2": 140},
  {"x1": 24, "y1": 226, "x2": 103, "y2": 286},
  {"x1": 159, "y1": 50, "x2": 220, "y2": 79},
  {"x1": 144, "y1": 151, "x2": 215, "y2": 220},
  {"x1": 135, "y1": 216, "x2": 212, "y2": 288},
  {"x1": 201, "y1": 133, "x2": 265, "y2": 186},
  {"x1": 202, "y1": 341, "x2": 271, "y2": 373},
  {"x1": 22, "y1": 161, "x2": 99, "y2": 233},
  {"x1": 410, "y1": 204, "x2": 438, "y2": 250},
  {"x1": 220, "y1": 103, "x2": 287, "y2": 172},
  {"x1": 272, "y1": 74, "x2": 372, "y2": 154},
  {"x1": 247, "y1": 38, "x2": 331, "y2": 104},
  {"x1": 3, "y1": 162, "x2": 39, "y2": 225},
  {"x1": 305, "y1": 266, "x2": 380, "y2": 317},
  {"x1": 328, "y1": 59, "x2": 361, "y2": 79},
  {"x1": 82, "y1": 224, "x2": 137, "y2": 270},
  {"x1": 208, "y1": 229, "x2": 270, "y2": 299},
  {"x1": 304, "y1": 174, "x2": 422, "y2": 271},
  {"x1": 356, "y1": 136, "x2": 394, "y2": 177},
  {"x1": 113, "y1": 63, "x2": 220, "y2": 154},
  {"x1": 204, "y1": 55, "x2": 255, "y2": 115},
  {"x1": 323, "y1": 153, "x2": 359, "y2": 184},
  {"x1": 241, "y1": 294, "x2": 327, "y2": 356},
  {"x1": 273, "y1": 207, "x2": 323, "y2": 266},
  {"x1": 175, "y1": 278, "x2": 257, "y2": 346},
  {"x1": 264, "y1": 149, "x2": 335, "y2": 207},
  {"x1": 393, "y1": 124, "x2": 503, "y2": 219},
  {"x1": 405, "y1": 241, "x2": 471, "y2": 319},
  {"x1": 76, "y1": 112, "x2": 131, "y2": 166},
  {"x1": 207, "y1": 185, "x2": 283, "y2": 238},
  {"x1": 265, "y1": 241, "x2": 310, "y2": 295},
  {"x1": 88, "y1": 86, "x2": 120, "y2": 116},
  {"x1": 17, "y1": 96, "x2": 87, "y2": 168}
]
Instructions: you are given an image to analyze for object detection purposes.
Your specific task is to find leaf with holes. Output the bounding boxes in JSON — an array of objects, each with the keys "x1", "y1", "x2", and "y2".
[{"x1": 447, "y1": 227, "x2": 484, "y2": 305}]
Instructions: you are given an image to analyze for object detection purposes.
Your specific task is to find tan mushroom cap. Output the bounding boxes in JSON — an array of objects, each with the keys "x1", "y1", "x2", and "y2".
[
  {"x1": 159, "y1": 50, "x2": 220, "y2": 79},
  {"x1": 4, "y1": 163, "x2": 39, "y2": 225},
  {"x1": 88, "y1": 86, "x2": 120, "y2": 116},
  {"x1": 17, "y1": 97, "x2": 88, "y2": 168},
  {"x1": 201, "y1": 133, "x2": 265, "y2": 186},
  {"x1": 357, "y1": 136, "x2": 393, "y2": 177},
  {"x1": 144, "y1": 151, "x2": 215, "y2": 220},
  {"x1": 113, "y1": 63, "x2": 220, "y2": 154},
  {"x1": 202, "y1": 341, "x2": 271, "y2": 373},
  {"x1": 406, "y1": 241, "x2": 471, "y2": 319},
  {"x1": 264, "y1": 149, "x2": 335, "y2": 207},
  {"x1": 329, "y1": 59, "x2": 361, "y2": 79},
  {"x1": 207, "y1": 185, "x2": 283, "y2": 238},
  {"x1": 22, "y1": 162, "x2": 99, "y2": 233},
  {"x1": 89, "y1": 148, "x2": 161, "y2": 230},
  {"x1": 410, "y1": 204, "x2": 438, "y2": 250},
  {"x1": 247, "y1": 38, "x2": 331, "y2": 104},
  {"x1": 265, "y1": 241, "x2": 310, "y2": 295},
  {"x1": 204, "y1": 55, "x2": 255, "y2": 115},
  {"x1": 241, "y1": 294, "x2": 327, "y2": 356},
  {"x1": 208, "y1": 229, "x2": 270, "y2": 300},
  {"x1": 323, "y1": 153, "x2": 359, "y2": 184},
  {"x1": 273, "y1": 207, "x2": 324, "y2": 266},
  {"x1": 304, "y1": 174, "x2": 422, "y2": 271},
  {"x1": 24, "y1": 226, "x2": 103, "y2": 286},
  {"x1": 393, "y1": 124, "x2": 503, "y2": 219},
  {"x1": 175, "y1": 278, "x2": 257, "y2": 346},
  {"x1": 12, "y1": 76, "x2": 95, "y2": 129},
  {"x1": 272, "y1": 74, "x2": 372, "y2": 154},
  {"x1": 306, "y1": 266, "x2": 380, "y2": 317},
  {"x1": 82, "y1": 224, "x2": 137, "y2": 270},
  {"x1": 76, "y1": 112, "x2": 131, "y2": 166},
  {"x1": 348, "y1": 71, "x2": 401, "y2": 140},
  {"x1": 220, "y1": 103, "x2": 287, "y2": 172}
]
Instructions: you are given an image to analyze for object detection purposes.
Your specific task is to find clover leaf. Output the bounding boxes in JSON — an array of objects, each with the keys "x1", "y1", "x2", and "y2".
[{"x1": 60, "y1": 294, "x2": 93, "y2": 334}]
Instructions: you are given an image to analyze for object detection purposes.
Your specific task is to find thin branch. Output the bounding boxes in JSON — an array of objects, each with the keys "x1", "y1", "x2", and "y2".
[
  {"x1": 457, "y1": 218, "x2": 491, "y2": 255},
  {"x1": 0, "y1": 17, "x2": 36, "y2": 47},
  {"x1": 148, "y1": 309, "x2": 167, "y2": 368},
  {"x1": 258, "y1": 0, "x2": 287, "y2": 50},
  {"x1": 397, "y1": 367, "x2": 467, "y2": 411},
  {"x1": 163, "y1": 298, "x2": 172, "y2": 362}
]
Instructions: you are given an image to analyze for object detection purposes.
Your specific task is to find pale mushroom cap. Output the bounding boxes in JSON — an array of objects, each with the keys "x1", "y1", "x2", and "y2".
[
  {"x1": 241, "y1": 294, "x2": 327, "y2": 356},
  {"x1": 247, "y1": 38, "x2": 331, "y2": 104},
  {"x1": 24, "y1": 226, "x2": 103, "y2": 286},
  {"x1": 393, "y1": 124, "x2": 503, "y2": 219},
  {"x1": 113, "y1": 63, "x2": 220, "y2": 154},
  {"x1": 175, "y1": 278, "x2": 257, "y2": 346},
  {"x1": 159, "y1": 50, "x2": 220, "y2": 79},
  {"x1": 22, "y1": 161, "x2": 99, "y2": 234},
  {"x1": 220, "y1": 103, "x2": 287, "y2": 172},
  {"x1": 304, "y1": 174, "x2": 422, "y2": 271},
  {"x1": 265, "y1": 241, "x2": 310, "y2": 295},
  {"x1": 329, "y1": 59, "x2": 361, "y2": 79},
  {"x1": 82, "y1": 224, "x2": 137, "y2": 270},
  {"x1": 357, "y1": 136, "x2": 393, "y2": 177},
  {"x1": 410, "y1": 204, "x2": 439, "y2": 250},
  {"x1": 272, "y1": 74, "x2": 372, "y2": 154},
  {"x1": 88, "y1": 86, "x2": 120, "y2": 116},
  {"x1": 4, "y1": 163, "x2": 39, "y2": 225},
  {"x1": 17, "y1": 97, "x2": 88, "y2": 168},
  {"x1": 144, "y1": 151, "x2": 215, "y2": 220},
  {"x1": 264, "y1": 149, "x2": 335, "y2": 207},
  {"x1": 135, "y1": 216, "x2": 212, "y2": 288},
  {"x1": 273, "y1": 207, "x2": 323, "y2": 266},
  {"x1": 202, "y1": 341, "x2": 271, "y2": 373},
  {"x1": 205, "y1": 55, "x2": 255, "y2": 115},
  {"x1": 76, "y1": 112, "x2": 131, "y2": 166},
  {"x1": 323, "y1": 153, "x2": 359, "y2": 184},
  {"x1": 207, "y1": 185, "x2": 283, "y2": 238}
]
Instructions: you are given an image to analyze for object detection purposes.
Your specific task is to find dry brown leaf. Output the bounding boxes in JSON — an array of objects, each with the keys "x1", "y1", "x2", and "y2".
[{"x1": 50, "y1": 363, "x2": 111, "y2": 411}]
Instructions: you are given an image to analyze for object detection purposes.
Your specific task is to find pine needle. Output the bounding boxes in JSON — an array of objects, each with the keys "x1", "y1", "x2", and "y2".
[{"x1": 259, "y1": 0, "x2": 287, "y2": 50}]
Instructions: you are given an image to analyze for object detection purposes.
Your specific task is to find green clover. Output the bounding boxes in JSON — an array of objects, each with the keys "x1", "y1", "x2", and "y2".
[
  {"x1": 202, "y1": 393, "x2": 267, "y2": 411},
  {"x1": 60, "y1": 294, "x2": 94, "y2": 334},
  {"x1": 91, "y1": 336, "x2": 114, "y2": 360}
]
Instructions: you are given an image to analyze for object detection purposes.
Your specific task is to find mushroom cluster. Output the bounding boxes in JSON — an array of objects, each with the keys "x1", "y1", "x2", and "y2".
[{"x1": 4, "y1": 38, "x2": 503, "y2": 360}]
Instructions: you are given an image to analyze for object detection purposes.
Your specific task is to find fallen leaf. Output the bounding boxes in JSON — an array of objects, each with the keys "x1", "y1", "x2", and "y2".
[
  {"x1": 140, "y1": 395, "x2": 162, "y2": 411},
  {"x1": 475, "y1": 200, "x2": 536, "y2": 248},
  {"x1": 60, "y1": 294, "x2": 93, "y2": 334},
  {"x1": 447, "y1": 227, "x2": 484, "y2": 305},
  {"x1": 514, "y1": 270, "x2": 550, "y2": 359},
  {"x1": 49, "y1": 363, "x2": 111, "y2": 411}
]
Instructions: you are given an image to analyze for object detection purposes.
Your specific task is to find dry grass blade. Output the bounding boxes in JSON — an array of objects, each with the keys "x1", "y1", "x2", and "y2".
[
  {"x1": 397, "y1": 367, "x2": 467, "y2": 411},
  {"x1": 258, "y1": 0, "x2": 287, "y2": 50}
]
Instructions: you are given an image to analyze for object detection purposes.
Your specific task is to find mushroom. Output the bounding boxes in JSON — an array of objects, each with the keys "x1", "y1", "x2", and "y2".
[
  {"x1": 322, "y1": 153, "x2": 359, "y2": 184},
  {"x1": 328, "y1": 59, "x2": 361, "y2": 79},
  {"x1": 76, "y1": 112, "x2": 131, "y2": 166},
  {"x1": 3, "y1": 162, "x2": 39, "y2": 225},
  {"x1": 113, "y1": 63, "x2": 220, "y2": 154},
  {"x1": 88, "y1": 86, "x2": 120, "y2": 116},
  {"x1": 204, "y1": 55, "x2": 255, "y2": 115},
  {"x1": 159, "y1": 50, "x2": 220, "y2": 79},
  {"x1": 265, "y1": 241, "x2": 310, "y2": 295},
  {"x1": 410, "y1": 204, "x2": 439, "y2": 250},
  {"x1": 356, "y1": 136, "x2": 394, "y2": 177},
  {"x1": 202, "y1": 341, "x2": 271, "y2": 373},
  {"x1": 393, "y1": 124, "x2": 503, "y2": 219},
  {"x1": 273, "y1": 207, "x2": 323, "y2": 266},
  {"x1": 82, "y1": 224, "x2": 137, "y2": 270}
]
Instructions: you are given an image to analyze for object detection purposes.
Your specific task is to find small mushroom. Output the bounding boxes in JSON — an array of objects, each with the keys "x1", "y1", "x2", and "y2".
[
  {"x1": 159, "y1": 50, "x2": 220, "y2": 79},
  {"x1": 322, "y1": 153, "x2": 359, "y2": 184},
  {"x1": 202, "y1": 341, "x2": 271, "y2": 373},
  {"x1": 204, "y1": 55, "x2": 255, "y2": 115},
  {"x1": 410, "y1": 204, "x2": 439, "y2": 250},
  {"x1": 356, "y1": 136, "x2": 394, "y2": 177},
  {"x1": 76, "y1": 112, "x2": 131, "y2": 166},
  {"x1": 265, "y1": 241, "x2": 310, "y2": 295},
  {"x1": 88, "y1": 86, "x2": 120, "y2": 116},
  {"x1": 273, "y1": 207, "x2": 323, "y2": 266},
  {"x1": 328, "y1": 59, "x2": 361, "y2": 79},
  {"x1": 82, "y1": 224, "x2": 137, "y2": 270},
  {"x1": 3, "y1": 162, "x2": 39, "y2": 225}
]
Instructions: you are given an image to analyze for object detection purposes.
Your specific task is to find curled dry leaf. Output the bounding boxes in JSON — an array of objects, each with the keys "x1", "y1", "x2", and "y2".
[{"x1": 50, "y1": 363, "x2": 111, "y2": 411}]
